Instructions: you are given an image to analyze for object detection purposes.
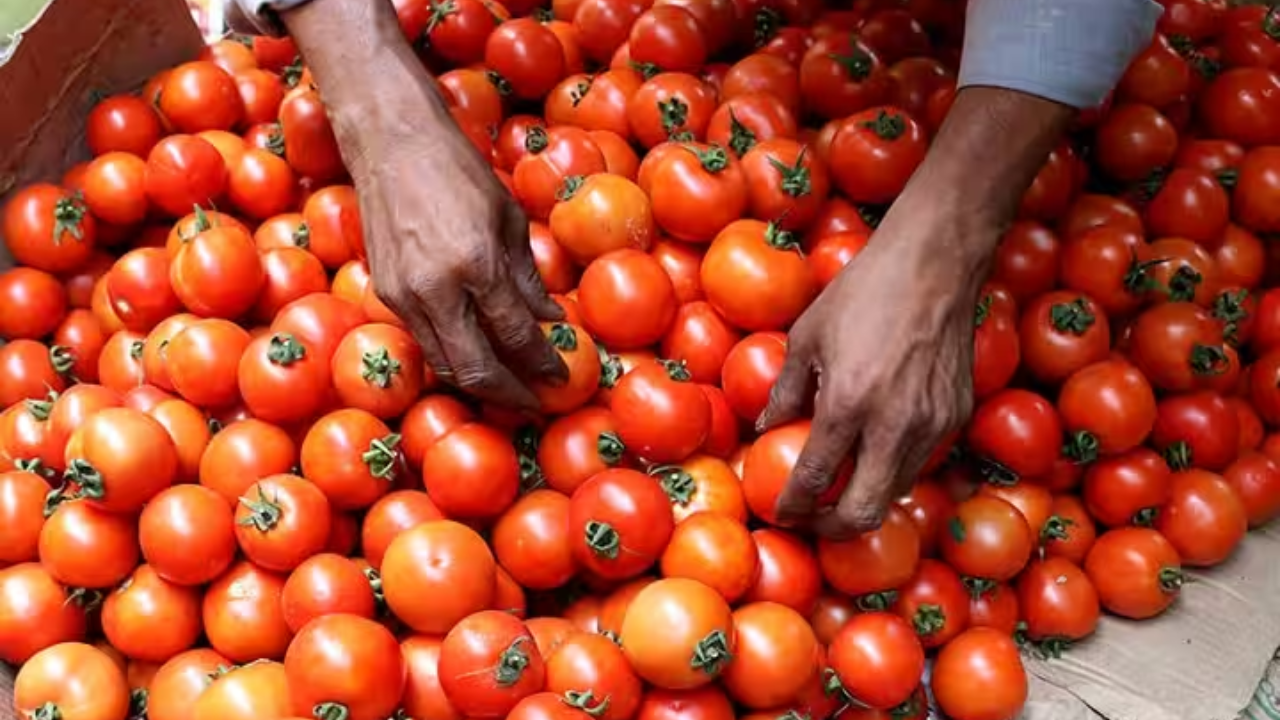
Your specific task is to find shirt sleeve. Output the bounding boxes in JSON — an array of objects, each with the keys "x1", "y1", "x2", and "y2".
[{"x1": 957, "y1": 0, "x2": 1163, "y2": 109}]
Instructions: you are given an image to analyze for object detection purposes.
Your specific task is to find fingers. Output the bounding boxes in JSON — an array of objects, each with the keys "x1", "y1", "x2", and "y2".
[
  {"x1": 812, "y1": 429, "x2": 905, "y2": 540},
  {"x1": 422, "y1": 276, "x2": 544, "y2": 411},
  {"x1": 474, "y1": 267, "x2": 569, "y2": 385},
  {"x1": 503, "y1": 201, "x2": 564, "y2": 321},
  {"x1": 756, "y1": 339, "x2": 813, "y2": 432},
  {"x1": 774, "y1": 403, "x2": 859, "y2": 526}
]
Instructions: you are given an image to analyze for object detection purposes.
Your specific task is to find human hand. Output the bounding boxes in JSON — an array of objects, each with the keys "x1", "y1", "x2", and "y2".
[
  {"x1": 337, "y1": 84, "x2": 567, "y2": 409},
  {"x1": 757, "y1": 208, "x2": 987, "y2": 539}
]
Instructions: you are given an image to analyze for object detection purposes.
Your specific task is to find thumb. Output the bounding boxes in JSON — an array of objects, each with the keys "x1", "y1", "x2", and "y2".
[
  {"x1": 756, "y1": 339, "x2": 813, "y2": 432},
  {"x1": 503, "y1": 200, "x2": 564, "y2": 321}
]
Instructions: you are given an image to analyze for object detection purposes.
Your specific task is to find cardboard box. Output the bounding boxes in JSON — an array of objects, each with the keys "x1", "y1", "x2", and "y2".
[{"x1": 2, "y1": 1, "x2": 1280, "y2": 719}]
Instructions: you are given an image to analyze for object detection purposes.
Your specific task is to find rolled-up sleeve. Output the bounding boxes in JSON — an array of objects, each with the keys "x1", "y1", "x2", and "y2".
[{"x1": 958, "y1": 0, "x2": 1163, "y2": 109}]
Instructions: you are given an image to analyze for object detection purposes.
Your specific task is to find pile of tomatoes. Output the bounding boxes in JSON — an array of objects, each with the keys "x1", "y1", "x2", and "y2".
[{"x1": 4, "y1": 0, "x2": 1280, "y2": 719}]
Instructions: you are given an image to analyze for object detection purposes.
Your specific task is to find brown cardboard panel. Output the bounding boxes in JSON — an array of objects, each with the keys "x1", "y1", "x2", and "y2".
[
  {"x1": 0, "y1": 0, "x2": 204, "y2": 268},
  {"x1": 1026, "y1": 527, "x2": 1280, "y2": 720}
]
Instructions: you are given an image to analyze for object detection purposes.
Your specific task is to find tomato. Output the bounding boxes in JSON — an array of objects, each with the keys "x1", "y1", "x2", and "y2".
[
  {"x1": 740, "y1": 418, "x2": 852, "y2": 524},
  {"x1": 400, "y1": 635, "x2": 464, "y2": 720},
  {"x1": 1234, "y1": 146, "x2": 1280, "y2": 235},
  {"x1": 1156, "y1": 469, "x2": 1248, "y2": 567},
  {"x1": 990, "y1": 221, "x2": 1061, "y2": 305},
  {"x1": 971, "y1": 295, "x2": 1019, "y2": 400},
  {"x1": 1059, "y1": 192, "x2": 1144, "y2": 240},
  {"x1": 60, "y1": 406, "x2": 177, "y2": 513},
  {"x1": 807, "y1": 229, "x2": 869, "y2": 289},
  {"x1": 530, "y1": 323, "x2": 601, "y2": 415},
  {"x1": 0, "y1": 469, "x2": 47, "y2": 565},
  {"x1": 627, "y1": 73, "x2": 716, "y2": 150},
  {"x1": 159, "y1": 61, "x2": 244, "y2": 133},
  {"x1": 549, "y1": 174, "x2": 655, "y2": 264},
  {"x1": 1093, "y1": 103, "x2": 1178, "y2": 181},
  {"x1": 230, "y1": 473, "x2": 330, "y2": 571},
  {"x1": 79, "y1": 151, "x2": 149, "y2": 226},
  {"x1": 492, "y1": 489, "x2": 578, "y2": 590},
  {"x1": 197, "y1": 419, "x2": 295, "y2": 505},
  {"x1": 382, "y1": 520, "x2": 496, "y2": 634},
  {"x1": 617, "y1": 577, "x2": 736, "y2": 690},
  {"x1": 0, "y1": 563, "x2": 89, "y2": 664},
  {"x1": 1058, "y1": 228, "x2": 1151, "y2": 317},
  {"x1": 1057, "y1": 358, "x2": 1158, "y2": 463},
  {"x1": 283, "y1": 613, "x2": 405, "y2": 720},
  {"x1": 543, "y1": 632, "x2": 643, "y2": 720},
  {"x1": 144, "y1": 135, "x2": 229, "y2": 218},
  {"x1": 535, "y1": 407, "x2": 624, "y2": 495},
  {"x1": 888, "y1": 558, "x2": 969, "y2": 650},
  {"x1": 798, "y1": 33, "x2": 893, "y2": 121},
  {"x1": 101, "y1": 564, "x2": 201, "y2": 663},
  {"x1": 1222, "y1": 451, "x2": 1280, "y2": 527},
  {"x1": 827, "y1": 106, "x2": 927, "y2": 204},
  {"x1": 161, "y1": 318, "x2": 251, "y2": 410},
  {"x1": 612, "y1": 359, "x2": 711, "y2": 462},
  {"x1": 15, "y1": 642, "x2": 130, "y2": 720},
  {"x1": 1214, "y1": 227, "x2": 1265, "y2": 292},
  {"x1": 740, "y1": 528, "x2": 821, "y2": 615},
  {"x1": 1039, "y1": 494, "x2": 1097, "y2": 565},
  {"x1": 700, "y1": 219, "x2": 817, "y2": 332},
  {"x1": 424, "y1": 0, "x2": 496, "y2": 65},
  {"x1": 142, "y1": 648, "x2": 227, "y2": 720},
  {"x1": 702, "y1": 601, "x2": 815, "y2": 709},
  {"x1": 648, "y1": 144, "x2": 750, "y2": 243},
  {"x1": 237, "y1": 332, "x2": 332, "y2": 424},
  {"x1": 201, "y1": 561, "x2": 291, "y2": 663},
  {"x1": 1084, "y1": 527, "x2": 1183, "y2": 623},
  {"x1": 1128, "y1": 302, "x2": 1228, "y2": 393},
  {"x1": 568, "y1": 467, "x2": 674, "y2": 579},
  {"x1": 965, "y1": 389, "x2": 1061, "y2": 482},
  {"x1": 655, "y1": 455, "x2": 747, "y2": 525},
  {"x1": 0, "y1": 266, "x2": 64, "y2": 338},
  {"x1": 438, "y1": 611, "x2": 545, "y2": 718},
  {"x1": 1018, "y1": 291, "x2": 1110, "y2": 385},
  {"x1": 659, "y1": 301, "x2": 740, "y2": 386},
  {"x1": 1080, "y1": 448, "x2": 1170, "y2": 530},
  {"x1": 629, "y1": 6, "x2": 708, "y2": 73},
  {"x1": 300, "y1": 409, "x2": 401, "y2": 510},
  {"x1": 1147, "y1": 237, "x2": 1220, "y2": 307},
  {"x1": 171, "y1": 223, "x2": 265, "y2": 319},
  {"x1": 1198, "y1": 68, "x2": 1280, "y2": 147},
  {"x1": 931, "y1": 628, "x2": 1026, "y2": 720},
  {"x1": 39, "y1": 498, "x2": 138, "y2": 591},
  {"x1": 938, "y1": 495, "x2": 1033, "y2": 583},
  {"x1": 966, "y1": 581, "x2": 1019, "y2": 636},
  {"x1": 3, "y1": 183, "x2": 98, "y2": 273},
  {"x1": 1016, "y1": 557, "x2": 1100, "y2": 654},
  {"x1": 135, "y1": 486, "x2": 235, "y2": 590},
  {"x1": 419, "y1": 421, "x2": 519, "y2": 519},
  {"x1": 1018, "y1": 142, "x2": 1078, "y2": 222},
  {"x1": 1145, "y1": 169, "x2": 1230, "y2": 246},
  {"x1": 514, "y1": 127, "x2": 609, "y2": 222},
  {"x1": 325, "y1": 322, "x2": 424, "y2": 419},
  {"x1": 279, "y1": 87, "x2": 345, "y2": 182},
  {"x1": 1150, "y1": 390, "x2": 1240, "y2": 471},
  {"x1": 226, "y1": 148, "x2": 295, "y2": 220},
  {"x1": 485, "y1": 18, "x2": 567, "y2": 100},
  {"x1": 52, "y1": 309, "x2": 108, "y2": 383},
  {"x1": 659, "y1": 511, "x2": 758, "y2": 602},
  {"x1": 86, "y1": 95, "x2": 163, "y2": 157},
  {"x1": 720, "y1": 330, "x2": 785, "y2": 422},
  {"x1": 709, "y1": 96, "x2": 797, "y2": 165},
  {"x1": 193, "y1": 659, "x2": 291, "y2": 720},
  {"x1": 827, "y1": 612, "x2": 923, "y2": 710},
  {"x1": 817, "y1": 505, "x2": 920, "y2": 597}
]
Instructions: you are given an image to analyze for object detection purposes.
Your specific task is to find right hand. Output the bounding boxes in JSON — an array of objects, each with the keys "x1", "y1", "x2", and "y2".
[{"x1": 341, "y1": 97, "x2": 568, "y2": 410}]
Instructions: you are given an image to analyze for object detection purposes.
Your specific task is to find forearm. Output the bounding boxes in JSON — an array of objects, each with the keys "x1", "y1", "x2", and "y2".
[
  {"x1": 278, "y1": 0, "x2": 456, "y2": 170},
  {"x1": 890, "y1": 0, "x2": 1160, "y2": 284}
]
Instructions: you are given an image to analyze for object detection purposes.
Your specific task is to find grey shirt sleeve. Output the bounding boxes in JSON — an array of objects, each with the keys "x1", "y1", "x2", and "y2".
[{"x1": 957, "y1": 0, "x2": 1163, "y2": 109}]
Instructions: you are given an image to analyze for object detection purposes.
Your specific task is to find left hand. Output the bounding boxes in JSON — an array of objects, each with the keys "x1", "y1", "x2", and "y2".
[{"x1": 757, "y1": 208, "x2": 987, "y2": 539}]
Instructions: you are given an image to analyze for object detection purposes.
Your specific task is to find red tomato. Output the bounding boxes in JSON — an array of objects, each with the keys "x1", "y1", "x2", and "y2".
[
  {"x1": 701, "y1": 219, "x2": 817, "y2": 332},
  {"x1": 827, "y1": 106, "x2": 927, "y2": 204},
  {"x1": 492, "y1": 489, "x2": 578, "y2": 590},
  {"x1": 965, "y1": 389, "x2": 1063, "y2": 481},
  {"x1": 86, "y1": 95, "x2": 163, "y2": 157},
  {"x1": 931, "y1": 628, "x2": 1027, "y2": 720},
  {"x1": 238, "y1": 331, "x2": 333, "y2": 425},
  {"x1": 420, "y1": 422, "x2": 520, "y2": 520},
  {"x1": 828, "y1": 612, "x2": 924, "y2": 710},
  {"x1": 284, "y1": 614, "x2": 405, "y2": 720},
  {"x1": 991, "y1": 221, "x2": 1060, "y2": 305},
  {"x1": 544, "y1": 631, "x2": 644, "y2": 720},
  {"x1": 3, "y1": 183, "x2": 98, "y2": 274},
  {"x1": 1018, "y1": 291, "x2": 1111, "y2": 385},
  {"x1": 938, "y1": 495, "x2": 1034, "y2": 583},
  {"x1": 144, "y1": 135, "x2": 229, "y2": 218},
  {"x1": 1150, "y1": 390, "x2": 1240, "y2": 471},
  {"x1": 1127, "y1": 302, "x2": 1229, "y2": 393},
  {"x1": 1016, "y1": 557, "x2": 1100, "y2": 652},
  {"x1": 1058, "y1": 359, "x2": 1157, "y2": 460},
  {"x1": 720, "y1": 331, "x2": 786, "y2": 422},
  {"x1": 660, "y1": 511, "x2": 759, "y2": 603},
  {"x1": 439, "y1": 611, "x2": 546, "y2": 717},
  {"x1": 741, "y1": 419, "x2": 852, "y2": 525},
  {"x1": 817, "y1": 506, "x2": 920, "y2": 597},
  {"x1": 1084, "y1": 527, "x2": 1184, "y2": 620},
  {"x1": 1093, "y1": 103, "x2": 1178, "y2": 181},
  {"x1": 1155, "y1": 469, "x2": 1248, "y2": 567},
  {"x1": 799, "y1": 33, "x2": 893, "y2": 120},
  {"x1": 381, "y1": 520, "x2": 497, "y2": 635},
  {"x1": 891, "y1": 559, "x2": 970, "y2": 649},
  {"x1": 568, "y1": 467, "x2": 675, "y2": 579},
  {"x1": 619, "y1": 577, "x2": 736, "y2": 690},
  {"x1": 485, "y1": 18, "x2": 568, "y2": 100},
  {"x1": 611, "y1": 360, "x2": 711, "y2": 462}
]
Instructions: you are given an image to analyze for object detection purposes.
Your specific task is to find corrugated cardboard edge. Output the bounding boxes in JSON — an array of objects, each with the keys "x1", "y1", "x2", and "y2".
[{"x1": 1024, "y1": 527, "x2": 1280, "y2": 720}]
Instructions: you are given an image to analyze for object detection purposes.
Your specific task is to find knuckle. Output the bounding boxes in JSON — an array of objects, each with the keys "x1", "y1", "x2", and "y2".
[
  {"x1": 790, "y1": 461, "x2": 834, "y2": 494},
  {"x1": 405, "y1": 271, "x2": 446, "y2": 300},
  {"x1": 451, "y1": 359, "x2": 493, "y2": 390}
]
